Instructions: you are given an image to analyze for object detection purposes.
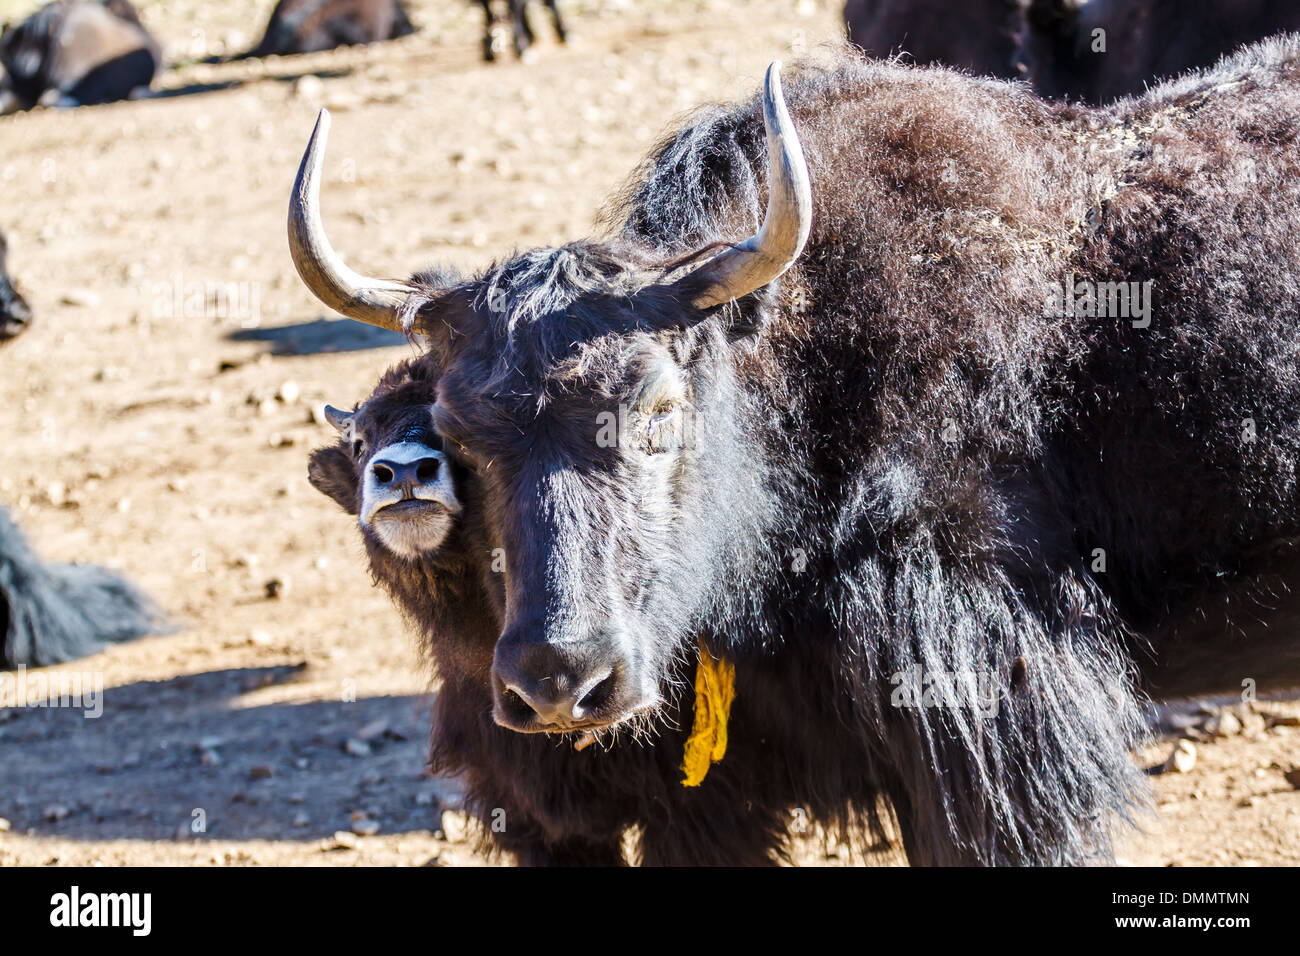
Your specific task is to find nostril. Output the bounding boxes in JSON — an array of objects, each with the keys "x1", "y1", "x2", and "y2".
[
  {"x1": 500, "y1": 683, "x2": 540, "y2": 720},
  {"x1": 575, "y1": 670, "x2": 617, "y2": 717},
  {"x1": 371, "y1": 462, "x2": 394, "y2": 484},
  {"x1": 415, "y1": 457, "x2": 439, "y2": 483}
]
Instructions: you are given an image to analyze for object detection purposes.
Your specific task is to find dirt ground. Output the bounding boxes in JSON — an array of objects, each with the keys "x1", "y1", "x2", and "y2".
[{"x1": 0, "y1": 0, "x2": 1296, "y2": 867}]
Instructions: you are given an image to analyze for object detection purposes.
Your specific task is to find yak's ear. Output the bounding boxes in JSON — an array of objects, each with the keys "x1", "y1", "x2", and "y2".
[
  {"x1": 323, "y1": 404, "x2": 355, "y2": 437},
  {"x1": 308, "y1": 444, "x2": 359, "y2": 514}
]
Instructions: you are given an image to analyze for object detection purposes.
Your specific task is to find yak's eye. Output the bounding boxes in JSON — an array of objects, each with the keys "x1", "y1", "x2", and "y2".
[
  {"x1": 642, "y1": 405, "x2": 684, "y2": 455},
  {"x1": 352, "y1": 439, "x2": 365, "y2": 459}
]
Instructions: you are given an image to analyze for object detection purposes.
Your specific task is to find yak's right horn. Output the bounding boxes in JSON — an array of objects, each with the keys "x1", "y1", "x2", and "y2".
[{"x1": 288, "y1": 109, "x2": 415, "y2": 332}]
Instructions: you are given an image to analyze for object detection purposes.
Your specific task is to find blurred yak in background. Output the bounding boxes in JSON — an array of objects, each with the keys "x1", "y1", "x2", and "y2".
[
  {"x1": 846, "y1": 0, "x2": 1300, "y2": 104},
  {"x1": 298, "y1": 42, "x2": 1300, "y2": 866},
  {"x1": 1019, "y1": 0, "x2": 1300, "y2": 103},
  {"x1": 844, "y1": 0, "x2": 1024, "y2": 78},
  {"x1": 0, "y1": 219, "x2": 160, "y2": 668},
  {"x1": 239, "y1": 0, "x2": 416, "y2": 59},
  {"x1": 0, "y1": 229, "x2": 33, "y2": 343},
  {"x1": 477, "y1": 0, "x2": 568, "y2": 61},
  {"x1": 0, "y1": 0, "x2": 159, "y2": 114},
  {"x1": 0, "y1": 509, "x2": 162, "y2": 669}
]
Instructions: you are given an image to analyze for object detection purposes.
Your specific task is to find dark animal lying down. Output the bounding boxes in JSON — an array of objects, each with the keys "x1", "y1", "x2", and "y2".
[
  {"x1": 240, "y1": 0, "x2": 416, "y2": 59},
  {"x1": 843, "y1": 0, "x2": 1024, "y2": 79},
  {"x1": 0, "y1": 508, "x2": 162, "y2": 668},
  {"x1": 298, "y1": 40, "x2": 1300, "y2": 865},
  {"x1": 1021, "y1": 0, "x2": 1300, "y2": 103},
  {"x1": 847, "y1": 0, "x2": 1300, "y2": 105},
  {"x1": 0, "y1": 0, "x2": 159, "y2": 114},
  {"x1": 0, "y1": 229, "x2": 33, "y2": 344}
]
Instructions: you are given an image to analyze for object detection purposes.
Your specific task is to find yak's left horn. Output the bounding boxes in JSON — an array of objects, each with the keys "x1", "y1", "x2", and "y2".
[
  {"x1": 288, "y1": 109, "x2": 415, "y2": 332},
  {"x1": 690, "y1": 62, "x2": 813, "y2": 310}
]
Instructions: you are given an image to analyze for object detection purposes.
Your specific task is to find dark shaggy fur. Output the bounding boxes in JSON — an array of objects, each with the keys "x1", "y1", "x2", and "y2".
[
  {"x1": 0, "y1": 0, "x2": 158, "y2": 113},
  {"x1": 0, "y1": 229, "x2": 33, "y2": 343},
  {"x1": 844, "y1": 0, "x2": 1025, "y2": 79},
  {"x1": 240, "y1": 0, "x2": 415, "y2": 59},
  {"x1": 0, "y1": 508, "x2": 163, "y2": 668},
  {"x1": 313, "y1": 42, "x2": 1300, "y2": 865},
  {"x1": 1021, "y1": 0, "x2": 1300, "y2": 103}
]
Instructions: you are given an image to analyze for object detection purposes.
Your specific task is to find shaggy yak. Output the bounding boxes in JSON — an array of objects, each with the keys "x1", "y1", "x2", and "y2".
[
  {"x1": 239, "y1": 0, "x2": 416, "y2": 59},
  {"x1": 1020, "y1": 0, "x2": 1300, "y2": 103},
  {"x1": 0, "y1": 229, "x2": 33, "y2": 344},
  {"x1": 476, "y1": 0, "x2": 567, "y2": 62},
  {"x1": 843, "y1": 0, "x2": 1024, "y2": 79},
  {"x1": 0, "y1": 0, "x2": 159, "y2": 114},
  {"x1": 0, "y1": 508, "x2": 162, "y2": 668},
  {"x1": 297, "y1": 43, "x2": 1300, "y2": 865}
]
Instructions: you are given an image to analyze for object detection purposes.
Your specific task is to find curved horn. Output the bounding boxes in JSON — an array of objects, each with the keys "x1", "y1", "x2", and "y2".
[
  {"x1": 690, "y1": 62, "x2": 813, "y2": 310},
  {"x1": 288, "y1": 109, "x2": 415, "y2": 332}
]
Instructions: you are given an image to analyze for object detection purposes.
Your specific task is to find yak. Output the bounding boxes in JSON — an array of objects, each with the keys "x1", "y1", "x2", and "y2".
[
  {"x1": 239, "y1": 0, "x2": 416, "y2": 59},
  {"x1": 843, "y1": 0, "x2": 1024, "y2": 79},
  {"x1": 0, "y1": 507, "x2": 162, "y2": 668},
  {"x1": 477, "y1": 1, "x2": 567, "y2": 62},
  {"x1": 1020, "y1": 0, "x2": 1300, "y2": 103},
  {"x1": 0, "y1": 229, "x2": 33, "y2": 344},
  {"x1": 295, "y1": 42, "x2": 1300, "y2": 865},
  {"x1": 0, "y1": 0, "x2": 159, "y2": 114}
]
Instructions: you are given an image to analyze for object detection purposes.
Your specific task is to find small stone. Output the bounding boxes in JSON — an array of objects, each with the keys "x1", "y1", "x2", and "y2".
[
  {"x1": 200, "y1": 748, "x2": 221, "y2": 766},
  {"x1": 294, "y1": 75, "x2": 324, "y2": 101},
  {"x1": 350, "y1": 816, "x2": 380, "y2": 837},
  {"x1": 264, "y1": 577, "x2": 291, "y2": 599},
  {"x1": 355, "y1": 719, "x2": 388, "y2": 742},
  {"x1": 60, "y1": 290, "x2": 100, "y2": 308},
  {"x1": 0, "y1": 817, "x2": 10, "y2": 831},
  {"x1": 198, "y1": 735, "x2": 224, "y2": 750},
  {"x1": 1162, "y1": 740, "x2": 1197, "y2": 774},
  {"x1": 1239, "y1": 710, "x2": 1267, "y2": 737},
  {"x1": 326, "y1": 830, "x2": 358, "y2": 850},
  {"x1": 42, "y1": 804, "x2": 70, "y2": 822},
  {"x1": 440, "y1": 810, "x2": 470, "y2": 843},
  {"x1": 277, "y1": 381, "x2": 300, "y2": 404},
  {"x1": 1206, "y1": 710, "x2": 1242, "y2": 738},
  {"x1": 249, "y1": 765, "x2": 274, "y2": 781},
  {"x1": 344, "y1": 738, "x2": 372, "y2": 757},
  {"x1": 292, "y1": 811, "x2": 310, "y2": 828},
  {"x1": 1284, "y1": 766, "x2": 1300, "y2": 790}
]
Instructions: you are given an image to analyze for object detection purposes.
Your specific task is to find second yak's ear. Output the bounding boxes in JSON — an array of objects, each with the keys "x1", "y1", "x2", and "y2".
[
  {"x1": 323, "y1": 404, "x2": 355, "y2": 437},
  {"x1": 308, "y1": 445, "x2": 359, "y2": 515}
]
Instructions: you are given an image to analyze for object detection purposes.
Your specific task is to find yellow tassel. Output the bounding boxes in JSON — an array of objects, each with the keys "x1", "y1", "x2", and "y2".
[{"x1": 680, "y1": 640, "x2": 735, "y2": 787}]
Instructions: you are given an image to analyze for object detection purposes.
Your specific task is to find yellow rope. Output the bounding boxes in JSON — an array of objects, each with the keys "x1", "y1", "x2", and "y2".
[{"x1": 680, "y1": 640, "x2": 735, "y2": 787}]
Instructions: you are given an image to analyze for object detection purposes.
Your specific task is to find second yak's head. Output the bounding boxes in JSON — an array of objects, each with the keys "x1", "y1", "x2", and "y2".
[
  {"x1": 294, "y1": 64, "x2": 811, "y2": 738},
  {"x1": 307, "y1": 358, "x2": 463, "y2": 559}
]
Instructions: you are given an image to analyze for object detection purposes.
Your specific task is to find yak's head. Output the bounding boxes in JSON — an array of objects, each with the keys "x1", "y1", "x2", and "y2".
[
  {"x1": 307, "y1": 359, "x2": 463, "y2": 558},
  {"x1": 0, "y1": 229, "x2": 33, "y2": 343},
  {"x1": 289, "y1": 64, "x2": 810, "y2": 737}
]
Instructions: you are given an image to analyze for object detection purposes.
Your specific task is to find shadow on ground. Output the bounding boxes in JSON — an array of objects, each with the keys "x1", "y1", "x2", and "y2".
[
  {"x1": 0, "y1": 665, "x2": 457, "y2": 842},
  {"x1": 228, "y1": 317, "x2": 411, "y2": 356}
]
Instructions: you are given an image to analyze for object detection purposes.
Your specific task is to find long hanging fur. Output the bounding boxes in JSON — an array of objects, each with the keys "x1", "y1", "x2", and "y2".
[{"x1": 0, "y1": 507, "x2": 163, "y2": 668}]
